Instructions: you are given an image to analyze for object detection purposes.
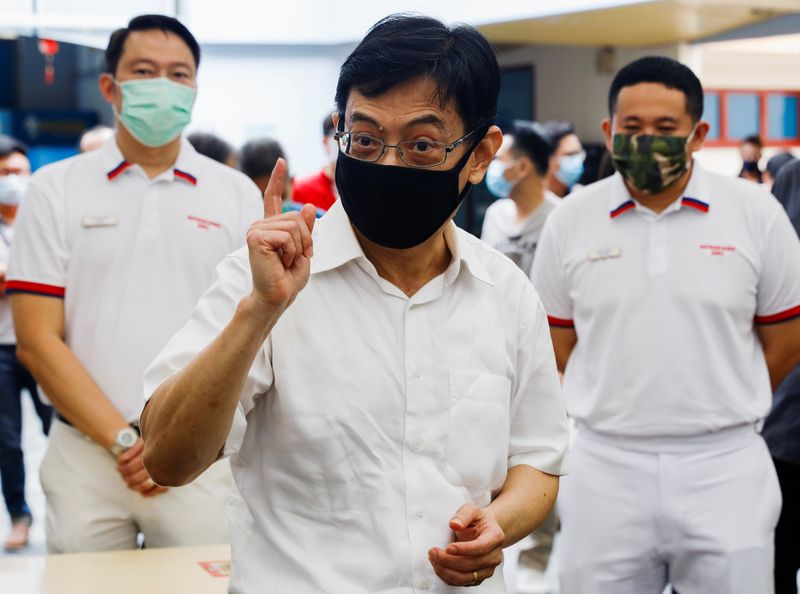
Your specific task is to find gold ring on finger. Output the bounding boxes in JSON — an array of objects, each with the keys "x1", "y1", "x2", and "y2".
[{"x1": 471, "y1": 570, "x2": 478, "y2": 585}]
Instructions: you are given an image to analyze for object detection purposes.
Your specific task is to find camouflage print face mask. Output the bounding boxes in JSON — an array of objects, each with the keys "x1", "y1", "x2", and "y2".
[{"x1": 611, "y1": 128, "x2": 695, "y2": 195}]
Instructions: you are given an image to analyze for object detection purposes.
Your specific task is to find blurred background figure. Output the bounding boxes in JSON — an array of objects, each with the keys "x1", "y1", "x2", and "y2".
[
  {"x1": 0, "y1": 135, "x2": 52, "y2": 551},
  {"x1": 78, "y1": 125, "x2": 114, "y2": 153},
  {"x1": 187, "y1": 131, "x2": 237, "y2": 168},
  {"x1": 763, "y1": 159, "x2": 800, "y2": 594},
  {"x1": 292, "y1": 114, "x2": 337, "y2": 212},
  {"x1": 541, "y1": 120, "x2": 585, "y2": 198},
  {"x1": 238, "y1": 137, "x2": 321, "y2": 216},
  {"x1": 482, "y1": 120, "x2": 557, "y2": 276},
  {"x1": 764, "y1": 152, "x2": 796, "y2": 192},
  {"x1": 239, "y1": 137, "x2": 291, "y2": 198},
  {"x1": 482, "y1": 120, "x2": 560, "y2": 594},
  {"x1": 738, "y1": 134, "x2": 764, "y2": 183}
]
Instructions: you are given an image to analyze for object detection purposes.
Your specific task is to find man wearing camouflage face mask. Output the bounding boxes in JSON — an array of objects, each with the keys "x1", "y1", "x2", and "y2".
[{"x1": 533, "y1": 56, "x2": 800, "y2": 594}]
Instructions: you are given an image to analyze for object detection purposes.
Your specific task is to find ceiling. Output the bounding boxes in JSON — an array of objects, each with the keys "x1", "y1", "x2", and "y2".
[{"x1": 479, "y1": 0, "x2": 800, "y2": 47}]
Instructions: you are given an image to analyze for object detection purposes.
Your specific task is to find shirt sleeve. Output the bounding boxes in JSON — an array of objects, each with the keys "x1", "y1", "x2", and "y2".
[
  {"x1": 755, "y1": 206, "x2": 800, "y2": 324},
  {"x1": 530, "y1": 215, "x2": 573, "y2": 327},
  {"x1": 6, "y1": 179, "x2": 68, "y2": 297},
  {"x1": 507, "y1": 283, "x2": 569, "y2": 475},
  {"x1": 142, "y1": 249, "x2": 273, "y2": 456}
]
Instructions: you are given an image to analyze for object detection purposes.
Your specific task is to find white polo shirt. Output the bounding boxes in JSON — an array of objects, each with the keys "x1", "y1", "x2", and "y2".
[
  {"x1": 143, "y1": 200, "x2": 569, "y2": 594},
  {"x1": 532, "y1": 163, "x2": 800, "y2": 437},
  {"x1": 7, "y1": 137, "x2": 262, "y2": 422}
]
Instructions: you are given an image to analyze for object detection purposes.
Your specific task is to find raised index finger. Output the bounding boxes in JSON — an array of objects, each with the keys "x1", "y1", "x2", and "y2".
[{"x1": 263, "y1": 157, "x2": 287, "y2": 219}]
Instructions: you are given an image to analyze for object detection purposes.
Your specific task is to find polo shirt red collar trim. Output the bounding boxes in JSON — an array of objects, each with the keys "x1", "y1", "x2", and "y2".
[
  {"x1": 101, "y1": 137, "x2": 198, "y2": 186},
  {"x1": 607, "y1": 167, "x2": 711, "y2": 219}
]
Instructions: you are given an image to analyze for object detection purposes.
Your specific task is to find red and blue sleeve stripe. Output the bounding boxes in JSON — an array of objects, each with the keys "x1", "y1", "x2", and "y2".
[
  {"x1": 5, "y1": 280, "x2": 65, "y2": 298},
  {"x1": 755, "y1": 304, "x2": 800, "y2": 325}
]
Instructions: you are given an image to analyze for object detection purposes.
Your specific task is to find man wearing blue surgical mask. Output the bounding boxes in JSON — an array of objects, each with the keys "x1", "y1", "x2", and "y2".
[
  {"x1": 7, "y1": 15, "x2": 262, "y2": 553},
  {"x1": 482, "y1": 121, "x2": 558, "y2": 278},
  {"x1": 542, "y1": 120, "x2": 585, "y2": 198},
  {"x1": 0, "y1": 136, "x2": 53, "y2": 551}
]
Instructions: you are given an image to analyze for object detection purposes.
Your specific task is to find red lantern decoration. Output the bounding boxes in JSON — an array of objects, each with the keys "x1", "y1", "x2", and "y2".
[{"x1": 37, "y1": 38, "x2": 60, "y2": 85}]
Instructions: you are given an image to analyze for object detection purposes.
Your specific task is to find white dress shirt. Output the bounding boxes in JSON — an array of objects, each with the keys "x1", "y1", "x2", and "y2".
[
  {"x1": 144, "y1": 200, "x2": 569, "y2": 594},
  {"x1": 532, "y1": 164, "x2": 800, "y2": 437}
]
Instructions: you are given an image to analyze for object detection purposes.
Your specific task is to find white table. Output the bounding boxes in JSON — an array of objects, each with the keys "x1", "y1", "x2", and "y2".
[{"x1": 0, "y1": 544, "x2": 231, "y2": 594}]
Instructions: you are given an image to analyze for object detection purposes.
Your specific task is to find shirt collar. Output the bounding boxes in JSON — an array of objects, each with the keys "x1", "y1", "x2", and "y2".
[
  {"x1": 310, "y1": 200, "x2": 493, "y2": 287},
  {"x1": 608, "y1": 163, "x2": 711, "y2": 220},
  {"x1": 101, "y1": 136, "x2": 198, "y2": 185}
]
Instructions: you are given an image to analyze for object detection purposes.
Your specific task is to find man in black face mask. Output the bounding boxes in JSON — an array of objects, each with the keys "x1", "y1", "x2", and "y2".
[{"x1": 140, "y1": 14, "x2": 568, "y2": 594}]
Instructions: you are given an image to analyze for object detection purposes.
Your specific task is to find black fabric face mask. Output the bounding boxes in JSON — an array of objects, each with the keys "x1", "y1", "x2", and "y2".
[{"x1": 335, "y1": 128, "x2": 486, "y2": 249}]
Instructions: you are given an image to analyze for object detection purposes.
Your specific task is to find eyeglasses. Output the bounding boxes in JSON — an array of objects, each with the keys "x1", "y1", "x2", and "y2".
[{"x1": 334, "y1": 126, "x2": 482, "y2": 169}]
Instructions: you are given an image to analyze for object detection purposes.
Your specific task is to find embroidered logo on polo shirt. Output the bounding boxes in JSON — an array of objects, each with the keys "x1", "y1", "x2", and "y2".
[
  {"x1": 187, "y1": 215, "x2": 221, "y2": 230},
  {"x1": 699, "y1": 244, "x2": 735, "y2": 257}
]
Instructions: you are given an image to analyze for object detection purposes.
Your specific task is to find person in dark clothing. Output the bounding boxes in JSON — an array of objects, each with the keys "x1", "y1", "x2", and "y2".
[
  {"x1": 764, "y1": 152, "x2": 796, "y2": 192},
  {"x1": 0, "y1": 135, "x2": 53, "y2": 550},
  {"x1": 764, "y1": 158, "x2": 800, "y2": 593}
]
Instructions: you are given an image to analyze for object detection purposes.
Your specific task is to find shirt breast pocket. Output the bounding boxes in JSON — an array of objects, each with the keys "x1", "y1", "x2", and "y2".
[{"x1": 445, "y1": 370, "x2": 511, "y2": 491}]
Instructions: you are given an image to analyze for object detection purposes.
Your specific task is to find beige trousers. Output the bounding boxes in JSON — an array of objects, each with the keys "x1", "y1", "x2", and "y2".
[{"x1": 40, "y1": 418, "x2": 232, "y2": 553}]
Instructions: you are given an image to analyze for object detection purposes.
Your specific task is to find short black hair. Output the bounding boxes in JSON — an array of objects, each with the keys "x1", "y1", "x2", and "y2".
[
  {"x1": 335, "y1": 13, "x2": 499, "y2": 133},
  {"x1": 540, "y1": 120, "x2": 576, "y2": 152},
  {"x1": 322, "y1": 114, "x2": 335, "y2": 137},
  {"x1": 0, "y1": 135, "x2": 28, "y2": 159},
  {"x1": 187, "y1": 132, "x2": 234, "y2": 165},
  {"x1": 105, "y1": 14, "x2": 200, "y2": 76},
  {"x1": 608, "y1": 56, "x2": 703, "y2": 122},
  {"x1": 742, "y1": 135, "x2": 763, "y2": 148},
  {"x1": 239, "y1": 138, "x2": 286, "y2": 179},
  {"x1": 508, "y1": 121, "x2": 552, "y2": 176}
]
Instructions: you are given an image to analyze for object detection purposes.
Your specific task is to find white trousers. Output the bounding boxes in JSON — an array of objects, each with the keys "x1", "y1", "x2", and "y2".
[
  {"x1": 558, "y1": 424, "x2": 781, "y2": 594},
  {"x1": 40, "y1": 419, "x2": 232, "y2": 553}
]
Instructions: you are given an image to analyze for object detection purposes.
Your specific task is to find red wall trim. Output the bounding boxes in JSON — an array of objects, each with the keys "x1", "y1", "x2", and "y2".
[{"x1": 703, "y1": 88, "x2": 800, "y2": 148}]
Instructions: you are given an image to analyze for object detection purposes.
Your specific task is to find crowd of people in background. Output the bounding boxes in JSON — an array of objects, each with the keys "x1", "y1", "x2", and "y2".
[{"x1": 0, "y1": 11, "x2": 799, "y2": 594}]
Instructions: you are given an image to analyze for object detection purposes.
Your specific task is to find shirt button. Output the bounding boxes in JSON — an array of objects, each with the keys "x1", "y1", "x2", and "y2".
[
  {"x1": 420, "y1": 577, "x2": 432, "y2": 590},
  {"x1": 415, "y1": 508, "x2": 426, "y2": 518},
  {"x1": 410, "y1": 437, "x2": 423, "y2": 451}
]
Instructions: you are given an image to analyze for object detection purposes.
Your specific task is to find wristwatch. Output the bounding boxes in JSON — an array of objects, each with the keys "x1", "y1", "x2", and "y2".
[{"x1": 110, "y1": 427, "x2": 138, "y2": 457}]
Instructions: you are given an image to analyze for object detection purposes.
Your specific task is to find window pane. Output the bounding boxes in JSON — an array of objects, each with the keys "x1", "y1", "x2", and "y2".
[
  {"x1": 727, "y1": 93, "x2": 760, "y2": 140},
  {"x1": 767, "y1": 94, "x2": 798, "y2": 140},
  {"x1": 703, "y1": 93, "x2": 720, "y2": 140},
  {"x1": 498, "y1": 66, "x2": 534, "y2": 123}
]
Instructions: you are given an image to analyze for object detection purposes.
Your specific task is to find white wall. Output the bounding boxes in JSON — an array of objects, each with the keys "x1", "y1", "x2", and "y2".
[
  {"x1": 189, "y1": 43, "x2": 355, "y2": 178},
  {"x1": 495, "y1": 43, "x2": 682, "y2": 144}
]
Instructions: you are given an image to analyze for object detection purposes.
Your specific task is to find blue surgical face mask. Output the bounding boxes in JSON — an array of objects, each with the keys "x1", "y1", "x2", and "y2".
[
  {"x1": 486, "y1": 160, "x2": 518, "y2": 199},
  {"x1": 0, "y1": 174, "x2": 28, "y2": 206},
  {"x1": 555, "y1": 152, "x2": 585, "y2": 188}
]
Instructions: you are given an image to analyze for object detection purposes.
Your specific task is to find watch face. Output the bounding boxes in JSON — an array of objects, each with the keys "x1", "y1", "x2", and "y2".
[{"x1": 118, "y1": 428, "x2": 137, "y2": 448}]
